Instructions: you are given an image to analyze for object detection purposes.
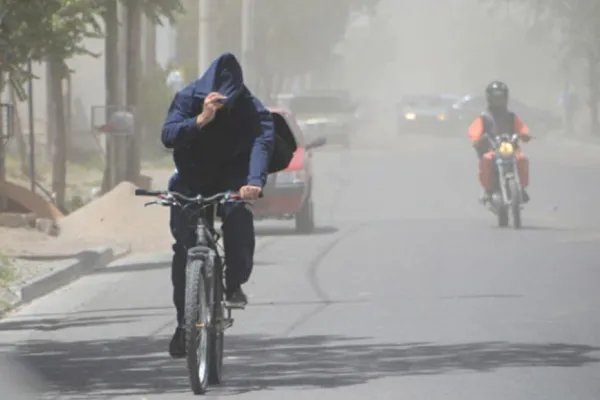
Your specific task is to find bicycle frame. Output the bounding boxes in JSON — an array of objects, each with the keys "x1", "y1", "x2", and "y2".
[
  {"x1": 135, "y1": 188, "x2": 246, "y2": 329},
  {"x1": 188, "y1": 205, "x2": 234, "y2": 332}
]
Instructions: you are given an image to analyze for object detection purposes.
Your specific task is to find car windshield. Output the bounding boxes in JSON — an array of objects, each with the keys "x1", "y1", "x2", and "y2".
[
  {"x1": 288, "y1": 96, "x2": 351, "y2": 114},
  {"x1": 402, "y1": 96, "x2": 457, "y2": 109}
]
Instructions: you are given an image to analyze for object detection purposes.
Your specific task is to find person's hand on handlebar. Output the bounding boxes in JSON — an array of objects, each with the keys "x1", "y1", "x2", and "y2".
[
  {"x1": 519, "y1": 133, "x2": 533, "y2": 142},
  {"x1": 240, "y1": 185, "x2": 262, "y2": 200}
]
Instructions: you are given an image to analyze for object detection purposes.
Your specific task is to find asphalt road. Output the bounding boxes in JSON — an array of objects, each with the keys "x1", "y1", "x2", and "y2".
[{"x1": 1, "y1": 132, "x2": 600, "y2": 399}]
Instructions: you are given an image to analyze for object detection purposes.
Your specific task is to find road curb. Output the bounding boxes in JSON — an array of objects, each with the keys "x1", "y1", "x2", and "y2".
[{"x1": 9, "y1": 245, "x2": 132, "y2": 309}]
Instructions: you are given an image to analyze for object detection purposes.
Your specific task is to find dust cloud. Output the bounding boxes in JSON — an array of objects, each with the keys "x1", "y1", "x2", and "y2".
[{"x1": 336, "y1": 0, "x2": 563, "y2": 141}]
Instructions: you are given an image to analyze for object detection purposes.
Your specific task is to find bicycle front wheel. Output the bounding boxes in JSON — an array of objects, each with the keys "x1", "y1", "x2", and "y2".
[
  {"x1": 208, "y1": 255, "x2": 224, "y2": 385},
  {"x1": 185, "y1": 258, "x2": 210, "y2": 394}
]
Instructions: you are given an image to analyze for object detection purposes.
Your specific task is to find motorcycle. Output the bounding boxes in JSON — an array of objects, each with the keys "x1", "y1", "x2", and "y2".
[{"x1": 483, "y1": 132, "x2": 527, "y2": 229}]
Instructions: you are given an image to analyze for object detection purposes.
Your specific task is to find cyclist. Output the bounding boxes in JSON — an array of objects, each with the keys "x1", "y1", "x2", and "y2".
[
  {"x1": 467, "y1": 81, "x2": 531, "y2": 204},
  {"x1": 161, "y1": 52, "x2": 275, "y2": 358}
]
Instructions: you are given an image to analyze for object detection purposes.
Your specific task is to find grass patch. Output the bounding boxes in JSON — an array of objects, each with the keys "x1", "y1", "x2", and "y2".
[
  {"x1": 0, "y1": 254, "x2": 18, "y2": 287},
  {"x1": 0, "y1": 299, "x2": 11, "y2": 315}
]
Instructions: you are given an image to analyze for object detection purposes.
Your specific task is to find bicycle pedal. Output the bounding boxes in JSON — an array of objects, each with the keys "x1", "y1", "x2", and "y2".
[
  {"x1": 225, "y1": 303, "x2": 246, "y2": 310},
  {"x1": 222, "y1": 318, "x2": 234, "y2": 330}
]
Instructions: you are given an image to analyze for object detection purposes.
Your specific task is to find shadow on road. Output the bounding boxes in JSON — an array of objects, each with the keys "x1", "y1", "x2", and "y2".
[
  {"x1": 92, "y1": 258, "x2": 275, "y2": 274},
  {"x1": 0, "y1": 312, "x2": 166, "y2": 332},
  {"x1": 256, "y1": 225, "x2": 339, "y2": 237},
  {"x1": 92, "y1": 261, "x2": 169, "y2": 274},
  {"x1": 10, "y1": 334, "x2": 600, "y2": 397},
  {"x1": 517, "y1": 225, "x2": 576, "y2": 232}
]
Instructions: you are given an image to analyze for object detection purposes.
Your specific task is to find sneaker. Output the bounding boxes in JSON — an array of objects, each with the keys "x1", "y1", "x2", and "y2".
[
  {"x1": 225, "y1": 287, "x2": 248, "y2": 309},
  {"x1": 169, "y1": 327, "x2": 186, "y2": 359}
]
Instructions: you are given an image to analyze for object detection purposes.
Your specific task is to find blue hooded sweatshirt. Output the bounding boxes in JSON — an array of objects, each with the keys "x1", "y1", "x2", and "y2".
[{"x1": 161, "y1": 52, "x2": 275, "y2": 189}]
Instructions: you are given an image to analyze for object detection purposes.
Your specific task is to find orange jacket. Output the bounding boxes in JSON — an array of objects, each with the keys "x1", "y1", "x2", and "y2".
[{"x1": 468, "y1": 114, "x2": 530, "y2": 143}]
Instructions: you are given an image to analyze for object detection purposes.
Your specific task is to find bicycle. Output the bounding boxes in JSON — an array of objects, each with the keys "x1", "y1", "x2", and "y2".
[{"x1": 135, "y1": 188, "x2": 248, "y2": 395}]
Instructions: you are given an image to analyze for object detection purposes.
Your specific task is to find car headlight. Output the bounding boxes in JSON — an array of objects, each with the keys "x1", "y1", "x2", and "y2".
[
  {"x1": 275, "y1": 170, "x2": 307, "y2": 185},
  {"x1": 405, "y1": 112, "x2": 416, "y2": 120},
  {"x1": 498, "y1": 142, "x2": 514, "y2": 156}
]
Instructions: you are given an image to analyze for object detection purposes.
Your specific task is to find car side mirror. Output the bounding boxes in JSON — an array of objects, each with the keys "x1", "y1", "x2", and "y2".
[{"x1": 306, "y1": 136, "x2": 326, "y2": 150}]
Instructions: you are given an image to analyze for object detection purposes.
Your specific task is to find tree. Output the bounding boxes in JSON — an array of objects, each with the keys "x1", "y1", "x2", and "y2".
[
  {"x1": 203, "y1": 0, "x2": 381, "y2": 98},
  {"x1": 98, "y1": 0, "x2": 183, "y2": 193},
  {"x1": 483, "y1": 0, "x2": 600, "y2": 135},
  {"x1": 256, "y1": 0, "x2": 380, "y2": 77},
  {"x1": 0, "y1": 0, "x2": 103, "y2": 97},
  {"x1": 0, "y1": 0, "x2": 103, "y2": 210}
]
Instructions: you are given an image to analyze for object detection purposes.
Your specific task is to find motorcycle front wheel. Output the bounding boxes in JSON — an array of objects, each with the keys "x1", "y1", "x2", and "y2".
[
  {"x1": 497, "y1": 206, "x2": 509, "y2": 227},
  {"x1": 508, "y1": 179, "x2": 522, "y2": 229}
]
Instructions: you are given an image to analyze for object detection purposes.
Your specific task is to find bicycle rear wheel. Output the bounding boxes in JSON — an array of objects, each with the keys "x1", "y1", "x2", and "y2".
[{"x1": 185, "y1": 257, "x2": 210, "y2": 394}]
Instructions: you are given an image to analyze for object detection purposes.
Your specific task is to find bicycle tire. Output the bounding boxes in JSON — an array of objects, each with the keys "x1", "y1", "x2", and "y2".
[
  {"x1": 208, "y1": 254, "x2": 224, "y2": 384},
  {"x1": 185, "y1": 257, "x2": 210, "y2": 395}
]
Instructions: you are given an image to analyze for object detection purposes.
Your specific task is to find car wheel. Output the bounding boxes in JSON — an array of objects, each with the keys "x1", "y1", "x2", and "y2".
[{"x1": 295, "y1": 198, "x2": 315, "y2": 234}]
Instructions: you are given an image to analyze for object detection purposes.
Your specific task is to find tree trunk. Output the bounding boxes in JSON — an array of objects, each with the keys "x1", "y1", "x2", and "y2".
[
  {"x1": 101, "y1": 0, "x2": 120, "y2": 194},
  {"x1": 0, "y1": 75, "x2": 5, "y2": 186},
  {"x1": 145, "y1": 16, "x2": 156, "y2": 71},
  {"x1": 9, "y1": 86, "x2": 28, "y2": 178},
  {"x1": 177, "y1": 0, "x2": 199, "y2": 78},
  {"x1": 125, "y1": 0, "x2": 142, "y2": 183},
  {"x1": 588, "y1": 50, "x2": 599, "y2": 136},
  {"x1": 45, "y1": 62, "x2": 56, "y2": 162},
  {"x1": 49, "y1": 58, "x2": 67, "y2": 209}
]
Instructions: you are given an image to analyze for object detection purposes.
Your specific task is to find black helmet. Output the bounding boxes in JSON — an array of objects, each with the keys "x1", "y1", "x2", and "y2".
[{"x1": 485, "y1": 81, "x2": 509, "y2": 110}]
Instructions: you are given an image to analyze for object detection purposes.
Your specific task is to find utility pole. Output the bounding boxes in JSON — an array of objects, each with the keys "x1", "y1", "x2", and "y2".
[
  {"x1": 125, "y1": 0, "x2": 142, "y2": 183},
  {"x1": 27, "y1": 60, "x2": 35, "y2": 193},
  {"x1": 241, "y1": 0, "x2": 255, "y2": 90},
  {"x1": 100, "y1": 0, "x2": 120, "y2": 194},
  {"x1": 198, "y1": 0, "x2": 213, "y2": 74}
]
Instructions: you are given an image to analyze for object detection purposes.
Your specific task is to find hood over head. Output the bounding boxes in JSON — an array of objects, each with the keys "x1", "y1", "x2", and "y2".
[{"x1": 192, "y1": 52, "x2": 245, "y2": 108}]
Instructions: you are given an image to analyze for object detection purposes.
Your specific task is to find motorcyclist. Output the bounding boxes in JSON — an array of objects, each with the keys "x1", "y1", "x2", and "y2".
[
  {"x1": 161, "y1": 52, "x2": 275, "y2": 358},
  {"x1": 467, "y1": 81, "x2": 531, "y2": 204}
]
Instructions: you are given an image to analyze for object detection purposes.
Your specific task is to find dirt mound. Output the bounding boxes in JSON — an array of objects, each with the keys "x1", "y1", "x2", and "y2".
[{"x1": 59, "y1": 181, "x2": 172, "y2": 253}]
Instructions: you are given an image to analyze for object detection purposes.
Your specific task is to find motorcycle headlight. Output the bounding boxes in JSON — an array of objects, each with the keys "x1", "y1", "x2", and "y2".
[
  {"x1": 498, "y1": 142, "x2": 514, "y2": 156},
  {"x1": 404, "y1": 112, "x2": 416, "y2": 120}
]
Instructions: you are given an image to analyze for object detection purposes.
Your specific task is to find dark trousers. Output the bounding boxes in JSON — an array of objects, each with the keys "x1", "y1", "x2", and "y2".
[{"x1": 168, "y1": 174, "x2": 255, "y2": 326}]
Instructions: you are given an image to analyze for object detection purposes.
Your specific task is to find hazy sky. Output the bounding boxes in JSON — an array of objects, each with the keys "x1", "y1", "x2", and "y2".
[{"x1": 340, "y1": 0, "x2": 564, "y2": 108}]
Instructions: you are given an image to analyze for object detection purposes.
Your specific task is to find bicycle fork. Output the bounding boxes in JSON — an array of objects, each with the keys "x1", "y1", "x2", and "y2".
[{"x1": 200, "y1": 248, "x2": 234, "y2": 332}]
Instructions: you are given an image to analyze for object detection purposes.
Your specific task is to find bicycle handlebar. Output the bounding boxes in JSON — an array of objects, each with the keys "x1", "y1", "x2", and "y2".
[
  {"x1": 134, "y1": 188, "x2": 262, "y2": 207},
  {"x1": 483, "y1": 132, "x2": 535, "y2": 141}
]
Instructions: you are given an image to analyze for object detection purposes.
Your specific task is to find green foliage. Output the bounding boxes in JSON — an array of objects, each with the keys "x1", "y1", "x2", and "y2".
[
  {"x1": 0, "y1": 0, "x2": 185, "y2": 98},
  {"x1": 0, "y1": 254, "x2": 17, "y2": 286},
  {"x1": 0, "y1": 0, "x2": 104, "y2": 98},
  {"x1": 136, "y1": 0, "x2": 185, "y2": 24}
]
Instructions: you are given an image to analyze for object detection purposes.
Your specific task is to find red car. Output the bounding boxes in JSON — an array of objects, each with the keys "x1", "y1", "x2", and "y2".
[{"x1": 253, "y1": 108, "x2": 326, "y2": 233}]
